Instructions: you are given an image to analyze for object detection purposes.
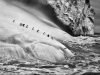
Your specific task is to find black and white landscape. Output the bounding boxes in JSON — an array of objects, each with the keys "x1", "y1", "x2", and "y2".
[{"x1": 0, "y1": 0, "x2": 100, "y2": 75}]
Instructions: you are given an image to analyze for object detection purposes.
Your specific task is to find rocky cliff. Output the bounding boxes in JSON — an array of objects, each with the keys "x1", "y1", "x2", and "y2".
[{"x1": 48, "y1": 0, "x2": 95, "y2": 36}]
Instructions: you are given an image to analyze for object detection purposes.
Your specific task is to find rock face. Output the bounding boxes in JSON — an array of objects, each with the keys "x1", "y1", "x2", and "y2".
[{"x1": 48, "y1": 0, "x2": 95, "y2": 36}]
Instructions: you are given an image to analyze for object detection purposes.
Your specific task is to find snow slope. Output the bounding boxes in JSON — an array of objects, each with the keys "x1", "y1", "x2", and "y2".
[{"x1": 0, "y1": 0, "x2": 74, "y2": 63}]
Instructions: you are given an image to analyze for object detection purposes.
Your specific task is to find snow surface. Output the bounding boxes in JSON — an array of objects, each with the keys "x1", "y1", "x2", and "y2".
[{"x1": 0, "y1": 0, "x2": 74, "y2": 63}]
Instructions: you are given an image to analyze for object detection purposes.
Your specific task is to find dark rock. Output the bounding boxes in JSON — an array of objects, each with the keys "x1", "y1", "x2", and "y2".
[
  {"x1": 72, "y1": 55, "x2": 85, "y2": 60},
  {"x1": 68, "y1": 63, "x2": 76, "y2": 68},
  {"x1": 89, "y1": 54, "x2": 95, "y2": 58},
  {"x1": 3, "y1": 60, "x2": 20, "y2": 65},
  {"x1": 18, "y1": 63, "x2": 35, "y2": 68},
  {"x1": 77, "y1": 63, "x2": 88, "y2": 67},
  {"x1": 81, "y1": 72, "x2": 100, "y2": 75},
  {"x1": 88, "y1": 61, "x2": 98, "y2": 65},
  {"x1": 38, "y1": 65, "x2": 58, "y2": 68},
  {"x1": 48, "y1": 0, "x2": 95, "y2": 36}
]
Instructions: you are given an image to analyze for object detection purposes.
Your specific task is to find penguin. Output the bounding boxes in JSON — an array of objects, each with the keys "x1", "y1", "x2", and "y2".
[
  {"x1": 22, "y1": 24, "x2": 25, "y2": 27},
  {"x1": 37, "y1": 30, "x2": 39, "y2": 32},
  {"x1": 43, "y1": 32, "x2": 46, "y2": 35},
  {"x1": 47, "y1": 34, "x2": 50, "y2": 37},
  {"x1": 20, "y1": 23, "x2": 23, "y2": 26},
  {"x1": 32, "y1": 27, "x2": 34, "y2": 30},
  {"x1": 13, "y1": 20, "x2": 15, "y2": 23},
  {"x1": 26, "y1": 25, "x2": 28, "y2": 28},
  {"x1": 51, "y1": 37, "x2": 53, "y2": 40}
]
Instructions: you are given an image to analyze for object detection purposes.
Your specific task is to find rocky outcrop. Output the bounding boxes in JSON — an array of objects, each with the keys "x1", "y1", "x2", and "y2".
[{"x1": 48, "y1": 0, "x2": 95, "y2": 36}]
